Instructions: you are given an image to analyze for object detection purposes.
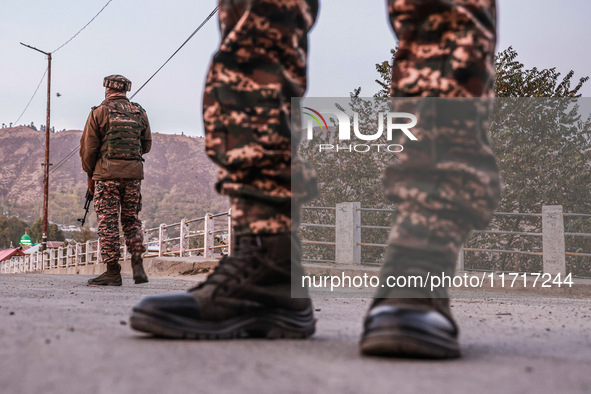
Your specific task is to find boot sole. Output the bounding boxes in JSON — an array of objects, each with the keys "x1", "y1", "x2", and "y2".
[
  {"x1": 87, "y1": 280, "x2": 122, "y2": 286},
  {"x1": 134, "y1": 277, "x2": 149, "y2": 284},
  {"x1": 360, "y1": 326, "x2": 460, "y2": 359},
  {"x1": 129, "y1": 306, "x2": 316, "y2": 340}
]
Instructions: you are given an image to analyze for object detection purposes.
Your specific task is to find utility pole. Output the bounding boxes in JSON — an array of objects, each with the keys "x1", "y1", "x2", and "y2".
[{"x1": 21, "y1": 42, "x2": 51, "y2": 251}]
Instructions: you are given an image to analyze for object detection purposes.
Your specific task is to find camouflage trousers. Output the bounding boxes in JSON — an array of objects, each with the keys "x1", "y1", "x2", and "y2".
[
  {"x1": 203, "y1": 0, "x2": 501, "y2": 265},
  {"x1": 94, "y1": 180, "x2": 146, "y2": 266}
]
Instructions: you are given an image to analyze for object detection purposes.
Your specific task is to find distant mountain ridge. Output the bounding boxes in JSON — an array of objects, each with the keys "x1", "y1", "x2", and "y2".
[{"x1": 0, "y1": 126, "x2": 227, "y2": 227}]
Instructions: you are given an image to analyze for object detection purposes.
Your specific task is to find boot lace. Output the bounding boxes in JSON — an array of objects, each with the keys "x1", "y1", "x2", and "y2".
[{"x1": 188, "y1": 236, "x2": 264, "y2": 295}]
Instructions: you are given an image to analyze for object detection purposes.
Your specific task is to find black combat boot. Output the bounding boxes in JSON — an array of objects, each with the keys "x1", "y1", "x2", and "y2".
[
  {"x1": 360, "y1": 245, "x2": 460, "y2": 359},
  {"x1": 87, "y1": 262, "x2": 122, "y2": 286},
  {"x1": 131, "y1": 255, "x2": 149, "y2": 284},
  {"x1": 129, "y1": 232, "x2": 315, "y2": 339}
]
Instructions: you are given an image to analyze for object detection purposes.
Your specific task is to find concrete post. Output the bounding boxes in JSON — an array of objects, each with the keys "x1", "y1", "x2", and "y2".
[
  {"x1": 67, "y1": 244, "x2": 73, "y2": 267},
  {"x1": 179, "y1": 218, "x2": 187, "y2": 257},
  {"x1": 456, "y1": 245, "x2": 465, "y2": 272},
  {"x1": 227, "y1": 209, "x2": 232, "y2": 256},
  {"x1": 85, "y1": 241, "x2": 91, "y2": 265},
  {"x1": 57, "y1": 247, "x2": 63, "y2": 268},
  {"x1": 542, "y1": 205, "x2": 566, "y2": 276},
  {"x1": 204, "y1": 213, "x2": 215, "y2": 259},
  {"x1": 75, "y1": 243, "x2": 81, "y2": 266},
  {"x1": 97, "y1": 240, "x2": 102, "y2": 263},
  {"x1": 122, "y1": 243, "x2": 128, "y2": 262},
  {"x1": 335, "y1": 202, "x2": 361, "y2": 265},
  {"x1": 158, "y1": 224, "x2": 167, "y2": 257}
]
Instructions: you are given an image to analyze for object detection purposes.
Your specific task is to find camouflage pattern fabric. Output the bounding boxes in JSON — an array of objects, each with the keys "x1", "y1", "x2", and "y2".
[
  {"x1": 103, "y1": 74, "x2": 132, "y2": 91},
  {"x1": 203, "y1": 0, "x2": 318, "y2": 236},
  {"x1": 100, "y1": 101, "x2": 145, "y2": 161},
  {"x1": 203, "y1": 0, "x2": 500, "y2": 266},
  {"x1": 384, "y1": 0, "x2": 501, "y2": 264},
  {"x1": 94, "y1": 180, "x2": 146, "y2": 266}
]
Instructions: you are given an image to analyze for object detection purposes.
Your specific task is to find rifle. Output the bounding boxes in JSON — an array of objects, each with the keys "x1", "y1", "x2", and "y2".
[{"x1": 77, "y1": 190, "x2": 94, "y2": 227}]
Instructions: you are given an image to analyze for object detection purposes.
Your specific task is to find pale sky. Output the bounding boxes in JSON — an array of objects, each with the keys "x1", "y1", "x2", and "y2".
[{"x1": 1, "y1": 0, "x2": 590, "y2": 136}]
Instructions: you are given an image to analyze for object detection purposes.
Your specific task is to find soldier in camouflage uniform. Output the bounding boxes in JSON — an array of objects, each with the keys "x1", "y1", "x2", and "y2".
[
  {"x1": 131, "y1": 0, "x2": 500, "y2": 358},
  {"x1": 81, "y1": 75, "x2": 152, "y2": 286}
]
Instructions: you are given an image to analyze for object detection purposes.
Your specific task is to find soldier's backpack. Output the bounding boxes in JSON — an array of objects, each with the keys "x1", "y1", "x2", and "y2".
[{"x1": 100, "y1": 101, "x2": 145, "y2": 161}]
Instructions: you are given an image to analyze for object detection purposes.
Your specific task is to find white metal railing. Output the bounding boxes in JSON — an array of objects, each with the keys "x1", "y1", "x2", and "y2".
[
  {"x1": 3, "y1": 204, "x2": 589, "y2": 276},
  {"x1": 299, "y1": 203, "x2": 590, "y2": 277},
  {"x1": 1, "y1": 210, "x2": 231, "y2": 274}
]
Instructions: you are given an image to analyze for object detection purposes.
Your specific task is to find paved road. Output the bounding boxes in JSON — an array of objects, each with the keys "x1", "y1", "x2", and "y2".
[{"x1": 1, "y1": 274, "x2": 590, "y2": 394}]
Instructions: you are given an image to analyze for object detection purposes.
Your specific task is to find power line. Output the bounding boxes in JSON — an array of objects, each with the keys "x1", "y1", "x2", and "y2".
[
  {"x1": 49, "y1": 146, "x2": 78, "y2": 174},
  {"x1": 52, "y1": 0, "x2": 114, "y2": 53},
  {"x1": 13, "y1": 67, "x2": 48, "y2": 125},
  {"x1": 31, "y1": 5, "x2": 218, "y2": 178},
  {"x1": 130, "y1": 5, "x2": 218, "y2": 100},
  {"x1": 14, "y1": 0, "x2": 113, "y2": 126}
]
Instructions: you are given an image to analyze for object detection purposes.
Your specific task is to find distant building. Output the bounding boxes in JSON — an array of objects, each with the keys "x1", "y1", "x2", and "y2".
[
  {"x1": 46, "y1": 241, "x2": 65, "y2": 249},
  {"x1": 19, "y1": 234, "x2": 32, "y2": 247},
  {"x1": 0, "y1": 248, "x2": 25, "y2": 263}
]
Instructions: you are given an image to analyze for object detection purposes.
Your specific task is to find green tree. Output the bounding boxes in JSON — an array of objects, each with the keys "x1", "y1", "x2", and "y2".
[
  {"x1": 301, "y1": 46, "x2": 591, "y2": 272},
  {"x1": 30, "y1": 219, "x2": 65, "y2": 243},
  {"x1": 470, "y1": 47, "x2": 591, "y2": 274},
  {"x1": 73, "y1": 227, "x2": 97, "y2": 243},
  {"x1": 0, "y1": 215, "x2": 30, "y2": 249}
]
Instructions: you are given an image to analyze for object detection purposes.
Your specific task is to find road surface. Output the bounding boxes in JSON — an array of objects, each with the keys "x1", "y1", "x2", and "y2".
[{"x1": 1, "y1": 274, "x2": 590, "y2": 393}]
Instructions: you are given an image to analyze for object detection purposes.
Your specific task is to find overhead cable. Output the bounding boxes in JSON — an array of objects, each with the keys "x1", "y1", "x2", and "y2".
[
  {"x1": 52, "y1": 0, "x2": 114, "y2": 53},
  {"x1": 130, "y1": 5, "x2": 218, "y2": 100},
  {"x1": 13, "y1": 67, "x2": 48, "y2": 125}
]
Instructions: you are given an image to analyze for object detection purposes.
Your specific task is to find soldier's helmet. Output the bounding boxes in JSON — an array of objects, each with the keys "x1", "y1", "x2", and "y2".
[{"x1": 103, "y1": 74, "x2": 132, "y2": 91}]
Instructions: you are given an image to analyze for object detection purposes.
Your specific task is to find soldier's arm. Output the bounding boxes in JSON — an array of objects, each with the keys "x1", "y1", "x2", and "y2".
[
  {"x1": 80, "y1": 107, "x2": 103, "y2": 176},
  {"x1": 141, "y1": 111, "x2": 152, "y2": 155}
]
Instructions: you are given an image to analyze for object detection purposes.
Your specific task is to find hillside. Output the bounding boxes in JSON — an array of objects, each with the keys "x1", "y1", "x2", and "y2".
[{"x1": 0, "y1": 126, "x2": 227, "y2": 228}]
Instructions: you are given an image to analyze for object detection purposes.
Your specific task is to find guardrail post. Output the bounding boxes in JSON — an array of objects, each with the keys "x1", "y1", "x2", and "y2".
[
  {"x1": 85, "y1": 241, "x2": 91, "y2": 265},
  {"x1": 97, "y1": 240, "x2": 102, "y2": 264},
  {"x1": 336, "y1": 202, "x2": 361, "y2": 265},
  {"x1": 542, "y1": 205, "x2": 566, "y2": 276},
  {"x1": 227, "y1": 208, "x2": 232, "y2": 256},
  {"x1": 68, "y1": 244, "x2": 74, "y2": 267},
  {"x1": 204, "y1": 213, "x2": 214, "y2": 259},
  {"x1": 75, "y1": 243, "x2": 81, "y2": 266},
  {"x1": 456, "y1": 246, "x2": 465, "y2": 271},
  {"x1": 179, "y1": 218, "x2": 187, "y2": 257},
  {"x1": 158, "y1": 224, "x2": 166, "y2": 257}
]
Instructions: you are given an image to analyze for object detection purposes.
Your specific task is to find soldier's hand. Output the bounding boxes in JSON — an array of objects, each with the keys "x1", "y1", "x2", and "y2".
[{"x1": 87, "y1": 176, "x2": 95, "y2": 196}]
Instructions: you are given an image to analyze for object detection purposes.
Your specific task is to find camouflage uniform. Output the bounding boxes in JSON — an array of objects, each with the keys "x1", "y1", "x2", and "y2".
[
  {"x1": 95, "y1": 179, "x2": 145, "y2": 266},
  {"x1": 203, "y1": 0, "x2": 499, "y2": 249},
  {"x1": 203, "y1": 0, "x2": 318, "y2": 236},
  {"x1": 129, "y1": 0, "x2": 499, "y2": 350},
  {"x1": 81, "y1": 75, "x2": 151, "y2": 285}
]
